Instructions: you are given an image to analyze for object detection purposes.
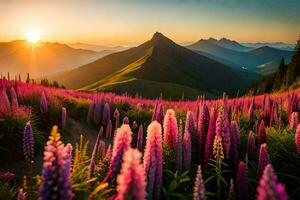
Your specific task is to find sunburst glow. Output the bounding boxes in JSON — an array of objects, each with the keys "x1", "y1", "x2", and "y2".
[{"x1": 26, "y1": 30, "x2": 41, "y2": 43}]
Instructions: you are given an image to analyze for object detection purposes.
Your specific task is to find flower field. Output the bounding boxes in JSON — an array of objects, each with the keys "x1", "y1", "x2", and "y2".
[{"x1": 0, "y1": 79, "x2": 300, "y2": 200}]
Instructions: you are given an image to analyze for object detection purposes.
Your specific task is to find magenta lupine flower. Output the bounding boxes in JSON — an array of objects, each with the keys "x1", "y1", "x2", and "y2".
[
  {"x1": 23, "y1": 121, "x2": 34, "y2": 161},
  {"x1": 39, "y1": 127, "x2": 72, "y2": 200},
  {"x1": 193, "y1": 165, "x2": 206, "y2": 200},
  {"x1": 247, "y1": 131, "x2": 256, "y2": 160},
  {"x1": 185, "y1": 111, "x2": 195, "y2": 137},
  {"x1": 257, "y1": 164, "x2": 288, "y2": 200},
  {"x1": 204, "y1": 108, "x2": 218, "y2": 170},
  {"x1": 258, "y1": 143, "x2": 270, "y2": 178},
  {"x1": 295, "y1": 124, "x2": 300, "y2": 155},
  {"x1": 176, "y1": 120, "x2": 183, "y2": 172},
  {"x1": 163, "y1": 109, "x2": 178, "y2": 148},
  {"x1": 0, "y1": 171, "x2": 15, "y2": 181},
  {"x1": 263, "y1": 96, "x2": 272, "y2": 122},
  {"x1": 61, "y1": 107, "x2": 67, "y2": 129},
  {"x1": 87, "y1": 101, "x2": 95, "y2": 123},
  {"x1": 17, "y1": 188, "x2": 26, "y2": 200},
  {"x1": 236, "y1": 161, "x2": 248, "y2": 200},
  {"x1": 151, "y1": 103, "x2": 158, "y2": 121},
  {"x1": 289, "y1": 112, "x2": 299, "y2": 129},
  {"x1": 215, "y1": 108, "x2": 230, "y2": 159},
  {"x1": 183, "y1": 128, "x2": 191, "y2": 171},
  {"x1": 155, "y1": 104, "x2": 164, "y2": 125},
  {"x1": 143, "y1": 121, "x2": 163, "y2": 200},
  {"x1": 0, "y1": 89, "x2": 11, "y2": 113},
  {"x1": 116, "y1": 148, "x2": 146, "y2": 200},
  {"x1": 258, "y1": 120, "x2": 267, "y2": 146},
  {"x1": 132, "y1": 120, "x2": 138, "y2": 129},
  {"x1": 137, "y1": 124, "x2": 144, "y2": 151},
  {"x1": 10, "y1": 87, "x2": 19, "y2": 110},
  {"x1": 230, "y1": 121, "x2": 239, "y2": 170},
  {"x1": 102, "y1": 103, "x2": 110, "y2": 127},
  {"x1": 198, "y1": 104, "x2": 210, "y2": 163},
  {"x1": 106, "y1": 120, "x2": 112, "y2": 138},
  {"x1": 40, "y1": 91, "x2": 48, "y2": 113},
  {"x1": 269, "y1": 103, "x2": 278, "y2": 127},
  {"x1": 123, "y1": 116, "x2": 129, "y2": 124}
]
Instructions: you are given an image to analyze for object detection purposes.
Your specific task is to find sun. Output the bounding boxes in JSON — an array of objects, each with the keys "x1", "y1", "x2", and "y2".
[{"x1": 26, "y1": 30, "x2": 41, "y2": 44}]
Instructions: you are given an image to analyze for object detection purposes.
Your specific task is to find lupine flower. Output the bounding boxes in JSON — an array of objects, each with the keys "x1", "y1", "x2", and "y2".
[
  {"x1": 93, "y1": 100, "x2": 102, "y2": 124},
  {"x1": 236, "y1": 161, "x2": 248, "y2": 200},
  {"x1": 155, "y1": 104, "x2": 164, "y2": 125},
  {"x1": 10, "y1": 87, "x2": 19, "y2": 110},
  {"x1": 61, "y1": 107, "x2": 67, "y2": 129},
  {"x1": 289, "y1": 112, "x2": 299, "y2": 129},
  {"x1": 39, "y1": 126, "x2": 72, "y2": 200},
  {"x1": 98, "y1": 140, "x2": 106, "y2": 159},
  {"x1": 23, "y1": 121, "x2": 34, "y2": 161},
  {"x1": 215, "y1": 108, "x2": 230, "y2": 159},
  {"x1": 106, "y1": 144, "x2": 112, "y2": 159},
  {"x1": 17, "y1": 188, "x2": 26, "y2": 200},
  {"x1": 204, "y1": 108, "x2": 218, "y2": 170},
  {"x1": 185, "y1": 111, "x2": 195, "y2": 137},
  {"x1": 102, "y1": 103, "x2": 110, "y2": 127},
  {"x1": 122, "y1": 116, "x2": 129, "y2": 124},
  {"x1": 116, "y1": 148, "x2": 146, "y2": 200},
  {"x1": 257, "y1": 164, "x2": 288, "y2": 200},
  {"x1": 0, "y1": 171, "x2": 15, "y2": 181},
  {"x1": 137, "y1": 124, "x2": 144, "y2": 151},
  {"x1": 258, "y1": 143, "x2": 270, "y2": 178},
  {"x1": 269, "y1": 103, "x2": 278, "y2": 127},
  {"x1": 152, "y1": 104, "x2": 158, "y2": 121},
  {"x1": 230, "y1": 121, "x2": 239, "y2": 170},
  {"x1": 258, "y1": 120, "x2": 267, "y2": 146},
  {"x1": 228, "y1": 179, "x2": 235, "y2": 200},
  {"x1": 163, "y1": 109, "x2": 178, "y2": 148},
  {"x1": 106, "y1": 120, "x2": 112, "y2": 138},
  {"x1": 198, "y1": 103, "x2": 210, "y2": 163},
  {"x1": 295, "y1": 124, "x2": 300, "y2": 155},
  {"x1": 132, "y1": 120, "x2": 138, "y2": 129},
  {"x1": 88, "y1": 127, "x2": 103, "y2": 178},
  {"x1": 213, "y1": 135, "x2": 224, "y2": 161},
  {"x1": 0, "y1": 89, "x2": 11, "y2": 112},
  {"x1": 40, "y1": 91, "x2": 48, "y2": 113},
  {"x1": 183, "y1": 129, "x2": 191, "y2": 171},
  {"x1": 143, "y1": 121, "x2": 163, "y2": 200},
  {"x1": 247, "y1": 131, "x2": 256, "y2": 160},
  {"x1": 114, "y1": 108, "x2": 120, "y2": 128},
  {"x1": 248, "y1": 101, "x2": 256, "y2": 125},
  {"x1": 193, "y1": 165, "x2": 206, "y2": 200},
  {"x1": 176, "y1": 119, "x2": 183, "y2": 172}
]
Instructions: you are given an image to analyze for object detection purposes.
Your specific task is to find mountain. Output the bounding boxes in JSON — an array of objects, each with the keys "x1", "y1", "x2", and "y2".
[
  {"x1": 55, "y1": 32, "x2": 258, "y2": 99},
  {"x1": 187, "y1": 39, "x2": 293, "y2": 75},
  {"x1": 0, "y1": 40, "x2": 111, "y2": 78},
  {"x1": 69, "y1": 43, "x2": 127, "y2": 52},
  {"x1": 242, "y1": 42, "x2": 294, "y2": 51},
  {"x1": 206, "y1": 37, "x2": 251, "y2": 52}
]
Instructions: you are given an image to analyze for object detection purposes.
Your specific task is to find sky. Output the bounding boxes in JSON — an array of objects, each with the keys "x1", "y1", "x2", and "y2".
[{"x1": 0, "y1": 0, "x2": 299, "y2": 46}]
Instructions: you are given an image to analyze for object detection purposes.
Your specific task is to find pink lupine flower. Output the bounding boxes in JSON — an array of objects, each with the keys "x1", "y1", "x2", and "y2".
[
  {"x1": 17, "y1": 188, "x2": 26, "y2": 200},
  {"x1": 116, "y1": 148, "x2": 146, "y2": 200},
  {"x1": 258, "y1": 120, "x2": 267, "y2": 146},
  {"x1": 176, "y1": 119, "x2": 183, "y2": 172},
  {"x1": 248, "y1": 100, "x2": 256, "y2": 125},
  {"x1": 132, "y1": 120, "x2": 138, "y2": 129},
  {"x1": 163, "y1": 109, "x2": 178, "y2": 148},
  {"x1": 151, "y1": 103, "x2": 158, "y2": 121},
  {"x1": 137, "y1": 124, "x2": 144, "y2": 151},
  {"x1": 183, "y1": 128, "x2": 192, "y2": 171},
  {"x1": 247, "y1": 131, "x2": 256, "y2": 160},
  {"x1": 230, "y1": 121, "x2": 239, "y2": 170},
  {"x1": 204, "y1": 108, "x2": 218, "y2": 170},
  {"x1": 193, "y1": 165, "x2": 206, "y2": 200},
  {"x1": 257, "y1": 164, "x2": 288, "y2": 200},
  {"x1": 10, "y1": 87, "x2": 19, "y2": 110},
  {"x1": 236, "y1": 161, "x2": 248, "y2": 200},
  {"x1": 106, "y1": 120, "x2": 112, "y2": 138},
  {"x1": 289, "y1": 112, "x2": 299, "y2": 129},
  {"x1": 0, "y1": 89, "x2": 11, "y2": 113},
  {"x1": 215, "y1": 108, "x2": 230, "y2": 159},
  {"x1": 122, "y1": 116, "x2": 129, "y2": 124},
  {"x1": 295, "y1": 124, "x2": 300, "y2": 155},
  {"x1": 61, "y1": 107, "x2": 67, "y2": 129},
  {"x1": 114, "y1": 108, "x2": 120, "y2": 119},
  {"x1": 185, "y1": 111, "x2": 195, "y2": 137},
  {"x1": 258, "y1": 143, "x2": 270, "y2": 178},
  {"x1": 198, "y1": 103, "x2": 210, "y2": 163},
  {"x1": 106, "y1": 144, "x2": 112, "y2": 159},
  {"x1": 143, "y1": 121, "x2": 163, "y2": 200},
  {"x1": 40, "y1": 91, "x2": 48, "y2": 113}
]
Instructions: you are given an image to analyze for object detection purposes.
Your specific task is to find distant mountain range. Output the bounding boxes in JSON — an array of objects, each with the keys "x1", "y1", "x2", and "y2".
[
  {"x1": 55, "y1": 32, "x2": 260, "y2": 99},
  {"x1": 0, "y1": 40, "x2": 111, "y2": 77},
  {"x1": 187, "y1": 39, "x2": 293, "y2": 75},
  {"x1": 68, "y1": 43, "x2": 127, "y2": 52},
  {"x1": 242, "y1": 42, "x2": 294, "y2": 51}
]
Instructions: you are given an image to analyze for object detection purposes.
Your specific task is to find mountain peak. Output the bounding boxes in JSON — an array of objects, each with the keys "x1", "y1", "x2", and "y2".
[{"x1": 150, "y1": 32, "x2": 174, "y2": 45}]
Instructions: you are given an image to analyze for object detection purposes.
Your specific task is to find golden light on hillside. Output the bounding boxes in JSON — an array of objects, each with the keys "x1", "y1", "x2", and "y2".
[{"x1": 26, "y1": 30, "x2": 41, "y2": 44}]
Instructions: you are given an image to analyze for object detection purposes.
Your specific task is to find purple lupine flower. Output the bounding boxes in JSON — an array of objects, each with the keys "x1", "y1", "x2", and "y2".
[
  {"x1": 17, "y1": 188, "x2": 26, "y2": 200},
  {"x1": 0, "y1": 89, "x2": 11, "y2": 113},
  {"x1": 87, "y1": 101, "x2": 95, "y2": 124},
  {"x1": 102, "y1": 103, "x2": 110, "y2": 128},
  {"x1": 247, "y1": 131, "x2": 256, "y2": 160},
  {"x1": 23, "y1": 121, "x2": 34, "y2": 161},
  {"x1": 193, "y1": 165, "x2": 206, "y2": 200},
  {"x1": 93, "y1": 100, "x2": 102, "y2": 124},
  {"x1": 61, "y1": 107, "x2": 67, "y2": 129},
  {"x1": 289, "y1": 112, "x2": 299, "y2": 129},
  {"x1": 176, "y1": 119, "x2": 183, "y2": 172},
  {"x1": 257, "y1": 164, "x2": 288, "y2": 200},
  {"x1": 116, "y1": 148, "x2": 146, "y2": 200},
  {"x1": 40, "y1": 91, "x2": 48, "y2": 113},
  {"x1": 122, "y1": 116, "x2": 129, "y2": 124},
  {"x1": 295, "y1": 124, "x2": 300, "y2": 155},
  {"x1": 10, "y1": 87, "x2": 19, "y2": 110},
  {"x1": 137, "y1": 124, "x2": 144, "y2": 151},
  {"x1": 258, "y1": 120, "x2": 267, "y2": 146},
  {"x1": 198, "y1": 103, "x2": 210, "y2": 163},
  {"x1": 215, "y1": 108, "x2": 230, "y2": 159},
  {"x1": 258, "y1": 143, "x2": 270, "y2": 178},
  {"x1": 204, "y1": 108, "x2": 218, "y2": 170},
  {"x1": 185, "y1": 111, "x2": 195, "y2": 138},
  {"x1": 39, "y1": 126, "x2": 72, "y2": 200},
  {"x1": 163, "y1": 109, "x2": 178, "y2": 148},
  {"x1": 143, "y1": 121, "x2": 163, "y2": 200},
  {"x1": 183, "y1": 128, "x2": 191, "y2": 171},
  {"x1": 236, "y1": 161, "x2": 248, "y2": 200},
  {"x1": 230, "y1": 121, "x2": 239, "y2": 170},
  {"x1": 98, "y1": 140, "x2": 106, "y2": 159},
  {"x1": 106, "y1": 120, "x2": 112, "y2": 138}
]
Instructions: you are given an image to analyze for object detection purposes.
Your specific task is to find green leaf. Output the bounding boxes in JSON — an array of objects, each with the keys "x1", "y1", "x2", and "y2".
[{"x1": 168, "y1": 180, "x2": 178, "y2": 192}]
